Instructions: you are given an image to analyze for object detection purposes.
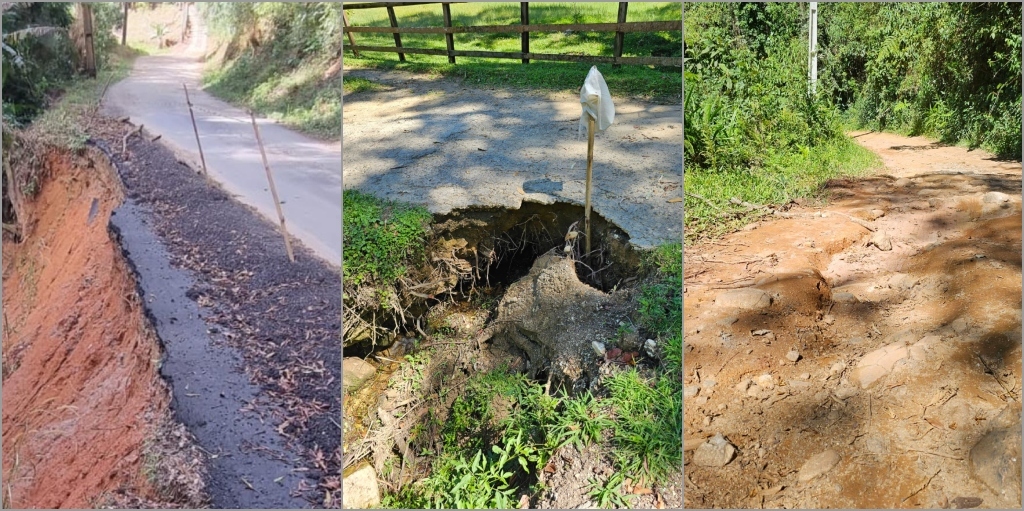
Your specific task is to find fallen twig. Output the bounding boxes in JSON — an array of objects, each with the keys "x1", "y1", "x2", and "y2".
[
  {"x1": 832, "y1": 211, "x2": 876, "y2": 232},
  {"x1": 685, "y1": 191, "x2": 724, "y2": 212},
  {"x1": 901, "y1": 469, "x2": 940, "y2": 504},
  {"x1": 906, "y1": 448, "x2": 962, "y2": 460}
]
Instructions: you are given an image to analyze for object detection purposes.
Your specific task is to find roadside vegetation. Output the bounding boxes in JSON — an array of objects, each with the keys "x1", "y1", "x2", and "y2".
[
  {"x1": 343, "y1": 2, "x2": 681, "y2": 102},
  {"x1": 344, "y1": 192, "x2": 681, "y2": 508},
  {"x1": 684, "y1": 2, "x2": 1021, "y2": 242},
  {"x1": 199, "y1": 2, "x2": 342, "y2": 140}
]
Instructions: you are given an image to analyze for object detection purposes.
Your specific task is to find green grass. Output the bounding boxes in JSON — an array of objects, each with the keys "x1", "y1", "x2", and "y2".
[
  {"x1": 342, "y1": 190, "x2": 433, "y2": 287},
  {"x1": 203, "y1": 49, "x2": 340, "y2": 140},
  {"x1": 343, "y1": 2, "x2": 681, "y2": 101},
  {"x1": 30, "y1": 46, "x2": 141, "y2": 149},
  {"x1": 684, "y1": 137, "x2": 884, "y2": 243},
  {"x1": 381, "y1": 243, "x2": 684, "y2": 509},
  {"x1": 342, "y1": 76, "x2": 386, "y2": 94}
]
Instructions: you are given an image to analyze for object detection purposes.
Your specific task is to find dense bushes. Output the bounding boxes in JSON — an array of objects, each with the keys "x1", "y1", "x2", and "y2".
[
  {"x1": 820, "y1": 2, "x2": 1022, "y2": 159},
  {"x1": 684, "y1": 2, "x2": 843, "y2": 174},
  {"x1": 198, "y1": 2, "x2": 342, "y2": 138},
  {"x1": 2, "y1": 3, "x2": 74, "y2": 124}
]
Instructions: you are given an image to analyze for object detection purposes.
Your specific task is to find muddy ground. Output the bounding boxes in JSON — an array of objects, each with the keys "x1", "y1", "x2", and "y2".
[
  {"x1": 683, "y1": 132, "x2": 1022, "y2": 509},
  {"x1": 2, "y1": 144, "x2": 206, "y2": 508},
  {"x1": 92, "y1": 122, "x2": 342, "y2": 506}
]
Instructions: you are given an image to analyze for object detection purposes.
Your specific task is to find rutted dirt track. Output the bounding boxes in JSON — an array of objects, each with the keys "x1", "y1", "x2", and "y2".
[
  {"x1": 683, "y1": 132, "x2": 1022, "y2": 508},
  {"x1": 1, "y1": 147, "x2": 204, "y2": 508}
]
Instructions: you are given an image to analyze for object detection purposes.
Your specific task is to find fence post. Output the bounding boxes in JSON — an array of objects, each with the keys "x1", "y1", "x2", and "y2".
[
  {"x1": 182, "y1": 84, "x2": 209, "y2": 176},
  {"x1": 342, "y1": 10, "x2": 359, "y2": 57},
  {"x1": 81, "y1": 4, "x2": 97, "y2": 77},
  {"x1": 386, "y1": 5, "x2": 405, "y2": 62},
  {"x1": 442, "y1": 3, "x2": 455, "y2": 64},
  {"x1": 613, "y1": 2, "x2": 628, "y2": 68},
  {"x1": 520, "y1": 2, "x2": 529, "y2": 64},
  {"x1": 249, "y1": 111, "x2": 296, "y2": 263}
]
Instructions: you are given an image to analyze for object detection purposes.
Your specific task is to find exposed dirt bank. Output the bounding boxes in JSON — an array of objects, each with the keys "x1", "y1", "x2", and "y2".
[{"x1": 2, "y1": 146, "x2": 205, "y2": 508}]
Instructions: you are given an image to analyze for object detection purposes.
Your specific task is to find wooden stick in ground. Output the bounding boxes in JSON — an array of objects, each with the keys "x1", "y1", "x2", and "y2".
[
  {"x1": 585, "y1": 113, "x2": 595, "y2": 256},
  {"x1": 182, "y1": 83, "x2": 208, "y2": 175},
  {"x1": 249, "y1": 111, "x2": 296, "y2": 263},
  {"x1": 122, "y1": 123, "x2": 143, "y2": 156}
]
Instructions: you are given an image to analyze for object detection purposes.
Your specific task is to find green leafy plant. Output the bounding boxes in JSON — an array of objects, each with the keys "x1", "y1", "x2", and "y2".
[
  {"x1": 342, "y1": 190, "x2": 432, "y2": 287},
  {"x1": 587, "y1": 472, "x2": 634, "y2": 509}
]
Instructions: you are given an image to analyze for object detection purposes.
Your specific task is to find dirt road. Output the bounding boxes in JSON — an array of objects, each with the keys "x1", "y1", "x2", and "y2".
[
  {"x1": 103, "y1": 9, "x2": 341, "y2": 266},
  {"x1": 684, "y1": 132, "x2": 1022, "y2": 508},
  {"x1": 342, "y1": 68, "x2": 682, "y2": 249}
]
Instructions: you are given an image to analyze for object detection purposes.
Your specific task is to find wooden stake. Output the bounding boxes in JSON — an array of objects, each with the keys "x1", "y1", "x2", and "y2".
[
  {"x1": 249, "y1": 111, "x2": 295, "y2": 263},
  {"x1": 182, "y1": 83, "x2": 208, "y2": 175},
  {"x1": 585, "y1": 113, "x2": 595, "y2": 256},
  {"x1": 342, "y1": 10, "x2": 359, "y2": 57}
]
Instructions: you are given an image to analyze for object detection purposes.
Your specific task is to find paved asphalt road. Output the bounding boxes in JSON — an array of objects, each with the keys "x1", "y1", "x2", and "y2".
[{"x1": 103, "y1": 16, "x2": 341, "y2": 266}]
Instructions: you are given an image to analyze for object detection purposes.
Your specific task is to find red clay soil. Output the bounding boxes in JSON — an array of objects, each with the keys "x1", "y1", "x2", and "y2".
[
  {"x1": 684, "y1": 133, "x2": 1022, "y2": 509},
  {"x1": 2, "y1": 148, "x2": 167, "y2": 508}
]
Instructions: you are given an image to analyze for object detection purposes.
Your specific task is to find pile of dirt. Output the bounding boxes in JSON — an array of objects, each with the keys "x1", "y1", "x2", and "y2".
[
  {"x1": 1, "y1": 145, "x2": 206, "y2": 508},
  {"x1": 684, "y1": 133, "x2": 1022, "y2": 509}
]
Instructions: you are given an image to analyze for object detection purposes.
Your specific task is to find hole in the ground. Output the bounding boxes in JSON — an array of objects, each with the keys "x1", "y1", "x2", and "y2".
[{"x1": 435, "y1": 201, "x2": 640, "y2": 293}]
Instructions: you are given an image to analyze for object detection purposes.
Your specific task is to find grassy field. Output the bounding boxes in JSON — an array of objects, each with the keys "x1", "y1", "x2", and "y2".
[{"x1": 343, "y1": 2, "x2": 681, "y2": 101}]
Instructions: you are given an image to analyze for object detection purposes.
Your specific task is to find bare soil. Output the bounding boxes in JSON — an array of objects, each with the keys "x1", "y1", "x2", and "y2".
[
  {"x1": 683, "y1": 132, "x2": 1022, "y2": 509},
  {"x1": 1, "y1": 147, "x2": 205, "y2": 508}
]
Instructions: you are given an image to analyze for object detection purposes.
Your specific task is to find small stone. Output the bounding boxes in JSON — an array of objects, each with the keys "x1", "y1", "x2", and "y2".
[
  {"x1": 869, "y1": 208, "x2": 886, "y2": 219},
  {"x1": 644, "y1": 338, "x2": 657, "y2": 355},
  {"x1": 800, "y1": 373, "x2": 811, "y2": 380},
  {"x1": 833, "y1": 292, "x2": 859, "y2": 304},
  {"x1": 746, "y1": 385, "x2": 762, "y2": 398},
  {"x1": 735, "y1": 379, "x2": 753, "y2": 393},
  {"x1": 684, "y1": 385, "x2": 699, "y2": 399},
  {"x1": 982, "y1": 191, "x2": 1010, "y2": 204},
  {"x1": 895, "y1": 178, "x2": 912, "y2": 188},
  {"x1": 928, "y1": 198, "x2": 942, "y2": 208},
  {"x1": 717, "y1": 403, "x2": 727, "y2": 411},
  {"x1": 788, "y1": 379, "x2": 812, "y2": 390},
  {"x1": 343, "y1": 357, "x2": 377, "y2": 392},
  {"x1": 797, "y1": 449, "x2": 841, "y2": 482},
  {"x1": 702, "y1": 379, "x2": 718, "y2": 390},
  {"x1": 702, "y1": 416, "x2": 711, "y2": 427},
  {"x1": 692, "y1": 433, "x2": 736, "y2": 467},
  {"x1": 756, "y1": 374, "x2": 774, "y2": 389},
  {"x1": 715, "y1": 288, "x2": 773, "y2": 311},
  {"x1": 834, "y1": 386, "x2": 858, "y2": 399},
  {"x1": 695, "y1": 396, "x2": 709, "y2": 406},
  {"x1": 822, "y1": 315, "x2": 836, "y2": 325},
  {"x1": 851, "y1": 342, "x2": 909, "y2": 389},
  {"x1": 786, "y1": 350, "x2": 801, "y2": 363},
  {"x1": 829, "y1": 362, "x2": 846, "y2": 376},
  {"x1": 757, "y1": 448, "x2": 766, "y2": 458},
  {"x1": 951, "y1": 496, "x2": 984, "y2": 509},
  {"x1": 592, "y1": 341, "x2": 606, "y2": 356},
  {"x1": 869, "y1": 231, "x2": 893, "y2": 251},
  {"x1": 343, "y1": 463, "x2": 381, "y2": 509}
]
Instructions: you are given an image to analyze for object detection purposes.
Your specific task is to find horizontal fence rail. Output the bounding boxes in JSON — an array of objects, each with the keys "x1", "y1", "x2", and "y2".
[{"x1": 342, "y1": 2, "x2": 682, "y2": 67}]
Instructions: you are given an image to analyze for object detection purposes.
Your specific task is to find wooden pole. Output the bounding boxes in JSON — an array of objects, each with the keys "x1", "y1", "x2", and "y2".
[
  {"x1": 342, "y1": 10, "x2": 359, "y2": 57},
  {"x1": 122, "y1": 3, "x2": 128, "y2": 46},
  {"x1": 386, "y1": 6, "x2": 405, "y2": 62},
  {"x1": 442, "y1": 3, "x2": 455, "y2": 64},
  {"x1": 585, "y1": 114, "x2": 595, "y2": 256},
  {"x1": 520, "y1": 2, "x2": 529, "y2": 64},
  {"x1": 613, "y1": 2, "x2": 628, "y2": 68},
  {"x1": 182, "y1": 84, "x2": 208, "y2": 176},
  {"x1": 249, "y1": 111, "x2": 296, "y2": 263},
  {"x1": 81, "y1": 3, "x2": 97, "y2": 77}
]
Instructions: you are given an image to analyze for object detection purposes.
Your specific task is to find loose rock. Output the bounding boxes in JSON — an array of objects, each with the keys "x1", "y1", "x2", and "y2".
[
  {"x1": 851, "y1": 342, "x2": 909, "y2": 389},
  {"x1": 797, "y1": 449, "x2": 841, "y2": 482},
  {"x1": 342, "y1": 463, "x2": 381, "y2": 509},
  {"x1": 692, "y1": 433, "x2": 736, "y2": 467},
  {"x1": 786, "y1": 349, "x2": 801, "y2": 363},
  {"x1": 343, "y1": 357, "x2": 377, "y2": 392},
  {"x1": 869, "y1": 231, "x2": 893, "y2": 251},
  {"x1": 715, "y1": 288, "x2": 773, "y2": 311},
  {"x1": 982, "y1": 191, "x2": 1010, "y2": 203},
  {"x1": 968, "y1": 404, "x2": 1022, "y2": 503}
]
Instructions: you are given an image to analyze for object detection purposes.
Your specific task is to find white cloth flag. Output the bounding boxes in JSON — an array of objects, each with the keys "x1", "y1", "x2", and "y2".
[{"x1": 579, "y1": 66, "x2": 615, "y2": 137}]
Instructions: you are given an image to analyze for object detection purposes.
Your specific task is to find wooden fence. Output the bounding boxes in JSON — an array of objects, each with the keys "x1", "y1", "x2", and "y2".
[{"x1": 342, "y1": 2, "x2": 681, "y2": 67}]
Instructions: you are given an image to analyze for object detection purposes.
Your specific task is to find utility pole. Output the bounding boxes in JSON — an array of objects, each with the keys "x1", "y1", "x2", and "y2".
[{"x1": 808, "y1": 1, "x2": 818, "y2": 94}]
